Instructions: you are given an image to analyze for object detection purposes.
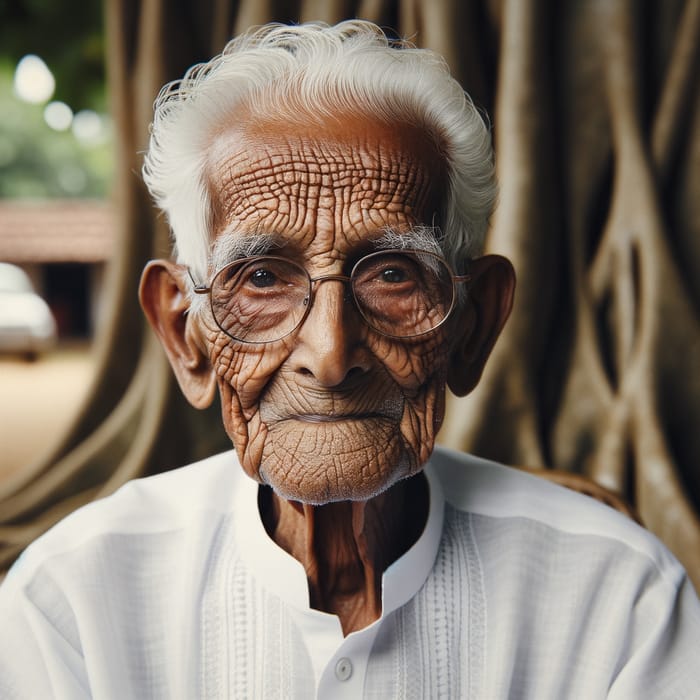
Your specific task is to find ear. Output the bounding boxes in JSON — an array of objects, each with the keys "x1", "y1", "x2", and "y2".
[
  {"x1": 139, "y1": 260, "x2": 217, "y2": 409},
  {"x1": 447, "y1": 254, "x2": 516, "y2": 396}
]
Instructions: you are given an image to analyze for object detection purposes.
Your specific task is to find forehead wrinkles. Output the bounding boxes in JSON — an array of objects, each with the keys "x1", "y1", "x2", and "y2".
[{"x1": 206, "y1": 129, "x2": 438, "y2": 253}]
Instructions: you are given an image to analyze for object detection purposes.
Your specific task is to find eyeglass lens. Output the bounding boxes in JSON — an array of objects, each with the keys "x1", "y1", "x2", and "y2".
[{"x1": 209, "y1": 251, "x2": 455, "y2": 342}]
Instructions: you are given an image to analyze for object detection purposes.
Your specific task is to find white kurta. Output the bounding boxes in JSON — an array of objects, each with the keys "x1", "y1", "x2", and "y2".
[{"x1": 1, "y1": 446, "x2": 698, "y2": 698}]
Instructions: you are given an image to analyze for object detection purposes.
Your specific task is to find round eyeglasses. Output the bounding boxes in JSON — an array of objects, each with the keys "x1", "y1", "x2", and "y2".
[{"x1": 189, "y1": 249, "x2": 471, "y2": 344}]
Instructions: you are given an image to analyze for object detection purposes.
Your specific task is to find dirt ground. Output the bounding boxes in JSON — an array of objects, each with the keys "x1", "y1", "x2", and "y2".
[{"x1": 0, "y1": 341, "x2": 95, "y2": 484}]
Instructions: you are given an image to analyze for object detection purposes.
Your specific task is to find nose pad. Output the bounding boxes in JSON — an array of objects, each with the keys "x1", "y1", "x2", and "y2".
[{"x1": 290, "y1": 278, "x2": 368, "y2": 386}]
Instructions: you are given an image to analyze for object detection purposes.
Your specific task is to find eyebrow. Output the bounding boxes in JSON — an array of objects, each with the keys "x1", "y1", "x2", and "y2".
[
  {"x1": 372, "y1": 225, "x2": 444, "y2": 256},
  {"x1": 209, "y1": 229, "x2": 285, "y2": 270},
  {"x1": 209, "y1": 224, "x2": 445, "y2": 271}
]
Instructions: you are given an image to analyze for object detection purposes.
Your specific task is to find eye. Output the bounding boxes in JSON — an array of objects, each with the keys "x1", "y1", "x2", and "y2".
[
  {"x1": 380, "y1": 267, "x2": 408, "y2": 283},
  {"x1": 353, "y1": 253, "x2": 420, "y2": 290},
  {"x1": 373, "y1": 258, "x2": 417, "y2": 287},
  {"x1": 250, "y1": 267, "x2": 278, "y2": 288}
]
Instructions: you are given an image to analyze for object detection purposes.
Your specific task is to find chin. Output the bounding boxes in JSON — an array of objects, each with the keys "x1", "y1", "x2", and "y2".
[
  {"x1": 251, "y1": 416, "x2": 432, "y2": 505},
  {"x1": 262, "y1": 468, "x2": 407, "y2": 505},
  {"x1": 258, "y1": 440, "x2": 422, "y2": 505}
]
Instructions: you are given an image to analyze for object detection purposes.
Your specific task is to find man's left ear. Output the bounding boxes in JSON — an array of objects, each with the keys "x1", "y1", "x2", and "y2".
[{"x1": 447, "y1": 254, "x2": 516, "y2": 396}]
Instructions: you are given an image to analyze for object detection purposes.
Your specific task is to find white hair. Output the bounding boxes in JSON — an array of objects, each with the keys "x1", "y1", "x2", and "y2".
[{"x1": 143, "y1": 20, "x2": 496, "y2": 291}]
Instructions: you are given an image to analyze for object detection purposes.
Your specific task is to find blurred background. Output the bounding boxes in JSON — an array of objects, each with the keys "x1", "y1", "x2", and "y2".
[
  {"x1": 0, "y1": 1, "x2": 110, "y2": 479},
  {"x1": 0, "y1": 1, "x2": 698, "y2": 590}
]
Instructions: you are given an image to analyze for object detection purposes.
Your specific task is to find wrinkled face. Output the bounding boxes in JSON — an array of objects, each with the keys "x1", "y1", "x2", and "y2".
[{"x1": 198, "y1": 116, "x2": 454, "y2": 503}]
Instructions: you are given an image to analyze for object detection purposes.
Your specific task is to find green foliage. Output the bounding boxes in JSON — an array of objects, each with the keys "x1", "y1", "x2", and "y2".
[
  {"x1": 0, "y1": 2, "x2": 112, "y2": 198},
  {"x1": 0, "y1": 65, "x2": 112, "y2": 198},
  {"x1": 0, "y1": 0, "x2": 105, "y2": 110}
]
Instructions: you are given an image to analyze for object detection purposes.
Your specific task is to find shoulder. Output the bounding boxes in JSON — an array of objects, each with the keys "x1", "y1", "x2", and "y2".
[
  {"x1": 6, "y1": 450, "x2": 246, "y2": 584},
  {"x1": 426, "y1": 447, "x2": 700, "y2": 696},
  {"x1": 428, "y1": 446, "x2": 686, "y2": 588}
]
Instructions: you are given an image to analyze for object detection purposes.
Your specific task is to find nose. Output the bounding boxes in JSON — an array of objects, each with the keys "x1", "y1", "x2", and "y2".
[{"x1": 288, "y1": 277, "x2": 369, "y2": 387}]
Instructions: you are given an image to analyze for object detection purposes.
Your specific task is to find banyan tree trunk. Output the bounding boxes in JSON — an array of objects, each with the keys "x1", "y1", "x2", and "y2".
[{"x1": 1, "y1": 0, "x2": 698, "y2": 590}]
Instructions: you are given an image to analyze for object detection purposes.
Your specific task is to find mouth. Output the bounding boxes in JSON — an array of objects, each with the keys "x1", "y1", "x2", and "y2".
[{"x1": 290, "y1": 412, "x2": 388, "y2": 424}]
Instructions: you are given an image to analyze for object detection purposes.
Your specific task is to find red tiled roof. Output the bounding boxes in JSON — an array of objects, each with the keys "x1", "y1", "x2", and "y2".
[{"x1": 0, "y1": 199, "x2": 115, "y2": 263}]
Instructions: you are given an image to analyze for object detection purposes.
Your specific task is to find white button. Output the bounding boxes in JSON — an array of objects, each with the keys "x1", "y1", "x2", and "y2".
[{"x1": 335, "y1": 657, "x2": 353, "y2": 681}]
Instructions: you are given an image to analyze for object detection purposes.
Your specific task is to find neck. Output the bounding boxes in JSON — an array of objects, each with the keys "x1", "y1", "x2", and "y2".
[{"x1": 259, "y1": 473, "x2": 429, "y2": 635}]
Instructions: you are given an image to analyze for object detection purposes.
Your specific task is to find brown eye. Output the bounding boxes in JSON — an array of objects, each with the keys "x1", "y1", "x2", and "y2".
[
  {"x1": 250, "y1": 268, "x2": 278, "y2": 288},
  {"x1": 354, "y1": 254, "x2": 419, "y2": 290},
  {"x1": 381, "y1": 267, "x2": 408, "y2": 283}
]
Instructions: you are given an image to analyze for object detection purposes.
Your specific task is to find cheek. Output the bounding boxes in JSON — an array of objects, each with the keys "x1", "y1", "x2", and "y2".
[
  {"x1": 207, "y1": 329, "x2": 290, "y2": 411},
  {"x1": 367, "y1": 334, "x2": 450, "y2": 463},
  {"x1": 205, "y1": 326, "x2": 293, "y2": 480},
  {"x1": 399, "y1": 376, "x2": 447, "y2": 466},
  {"x1": 366, "y1": 333, "x2": 448, "y2": 394}
]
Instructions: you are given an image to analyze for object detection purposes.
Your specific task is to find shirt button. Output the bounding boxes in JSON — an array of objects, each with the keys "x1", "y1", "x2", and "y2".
[{"x1": 335, "y1": 657, "x2": 353, "y2": 681}]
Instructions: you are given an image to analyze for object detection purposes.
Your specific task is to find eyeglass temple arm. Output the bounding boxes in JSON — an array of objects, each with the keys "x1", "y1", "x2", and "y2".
[{"x1": 186, "y1": 267, "x2": 210, "y2": 294}]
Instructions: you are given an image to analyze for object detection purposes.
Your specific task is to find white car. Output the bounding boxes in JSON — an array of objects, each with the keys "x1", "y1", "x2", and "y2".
[{"x1": 0, "y1": 262, "x2": 57, "y2": 360}]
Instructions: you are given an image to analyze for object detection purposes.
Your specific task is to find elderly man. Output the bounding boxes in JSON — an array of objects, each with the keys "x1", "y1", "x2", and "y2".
[{"x1": 1, "y1": 20, "x2": 699, "y2": 699}]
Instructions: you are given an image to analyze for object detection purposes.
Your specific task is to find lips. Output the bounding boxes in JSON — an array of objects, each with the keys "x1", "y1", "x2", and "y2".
[
  {"x1": 290, "y1": 412, "x2": 389, "y2": 423},
  {"x1": 259, "y1": 373, "x2": 405, "y2": 425}
]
